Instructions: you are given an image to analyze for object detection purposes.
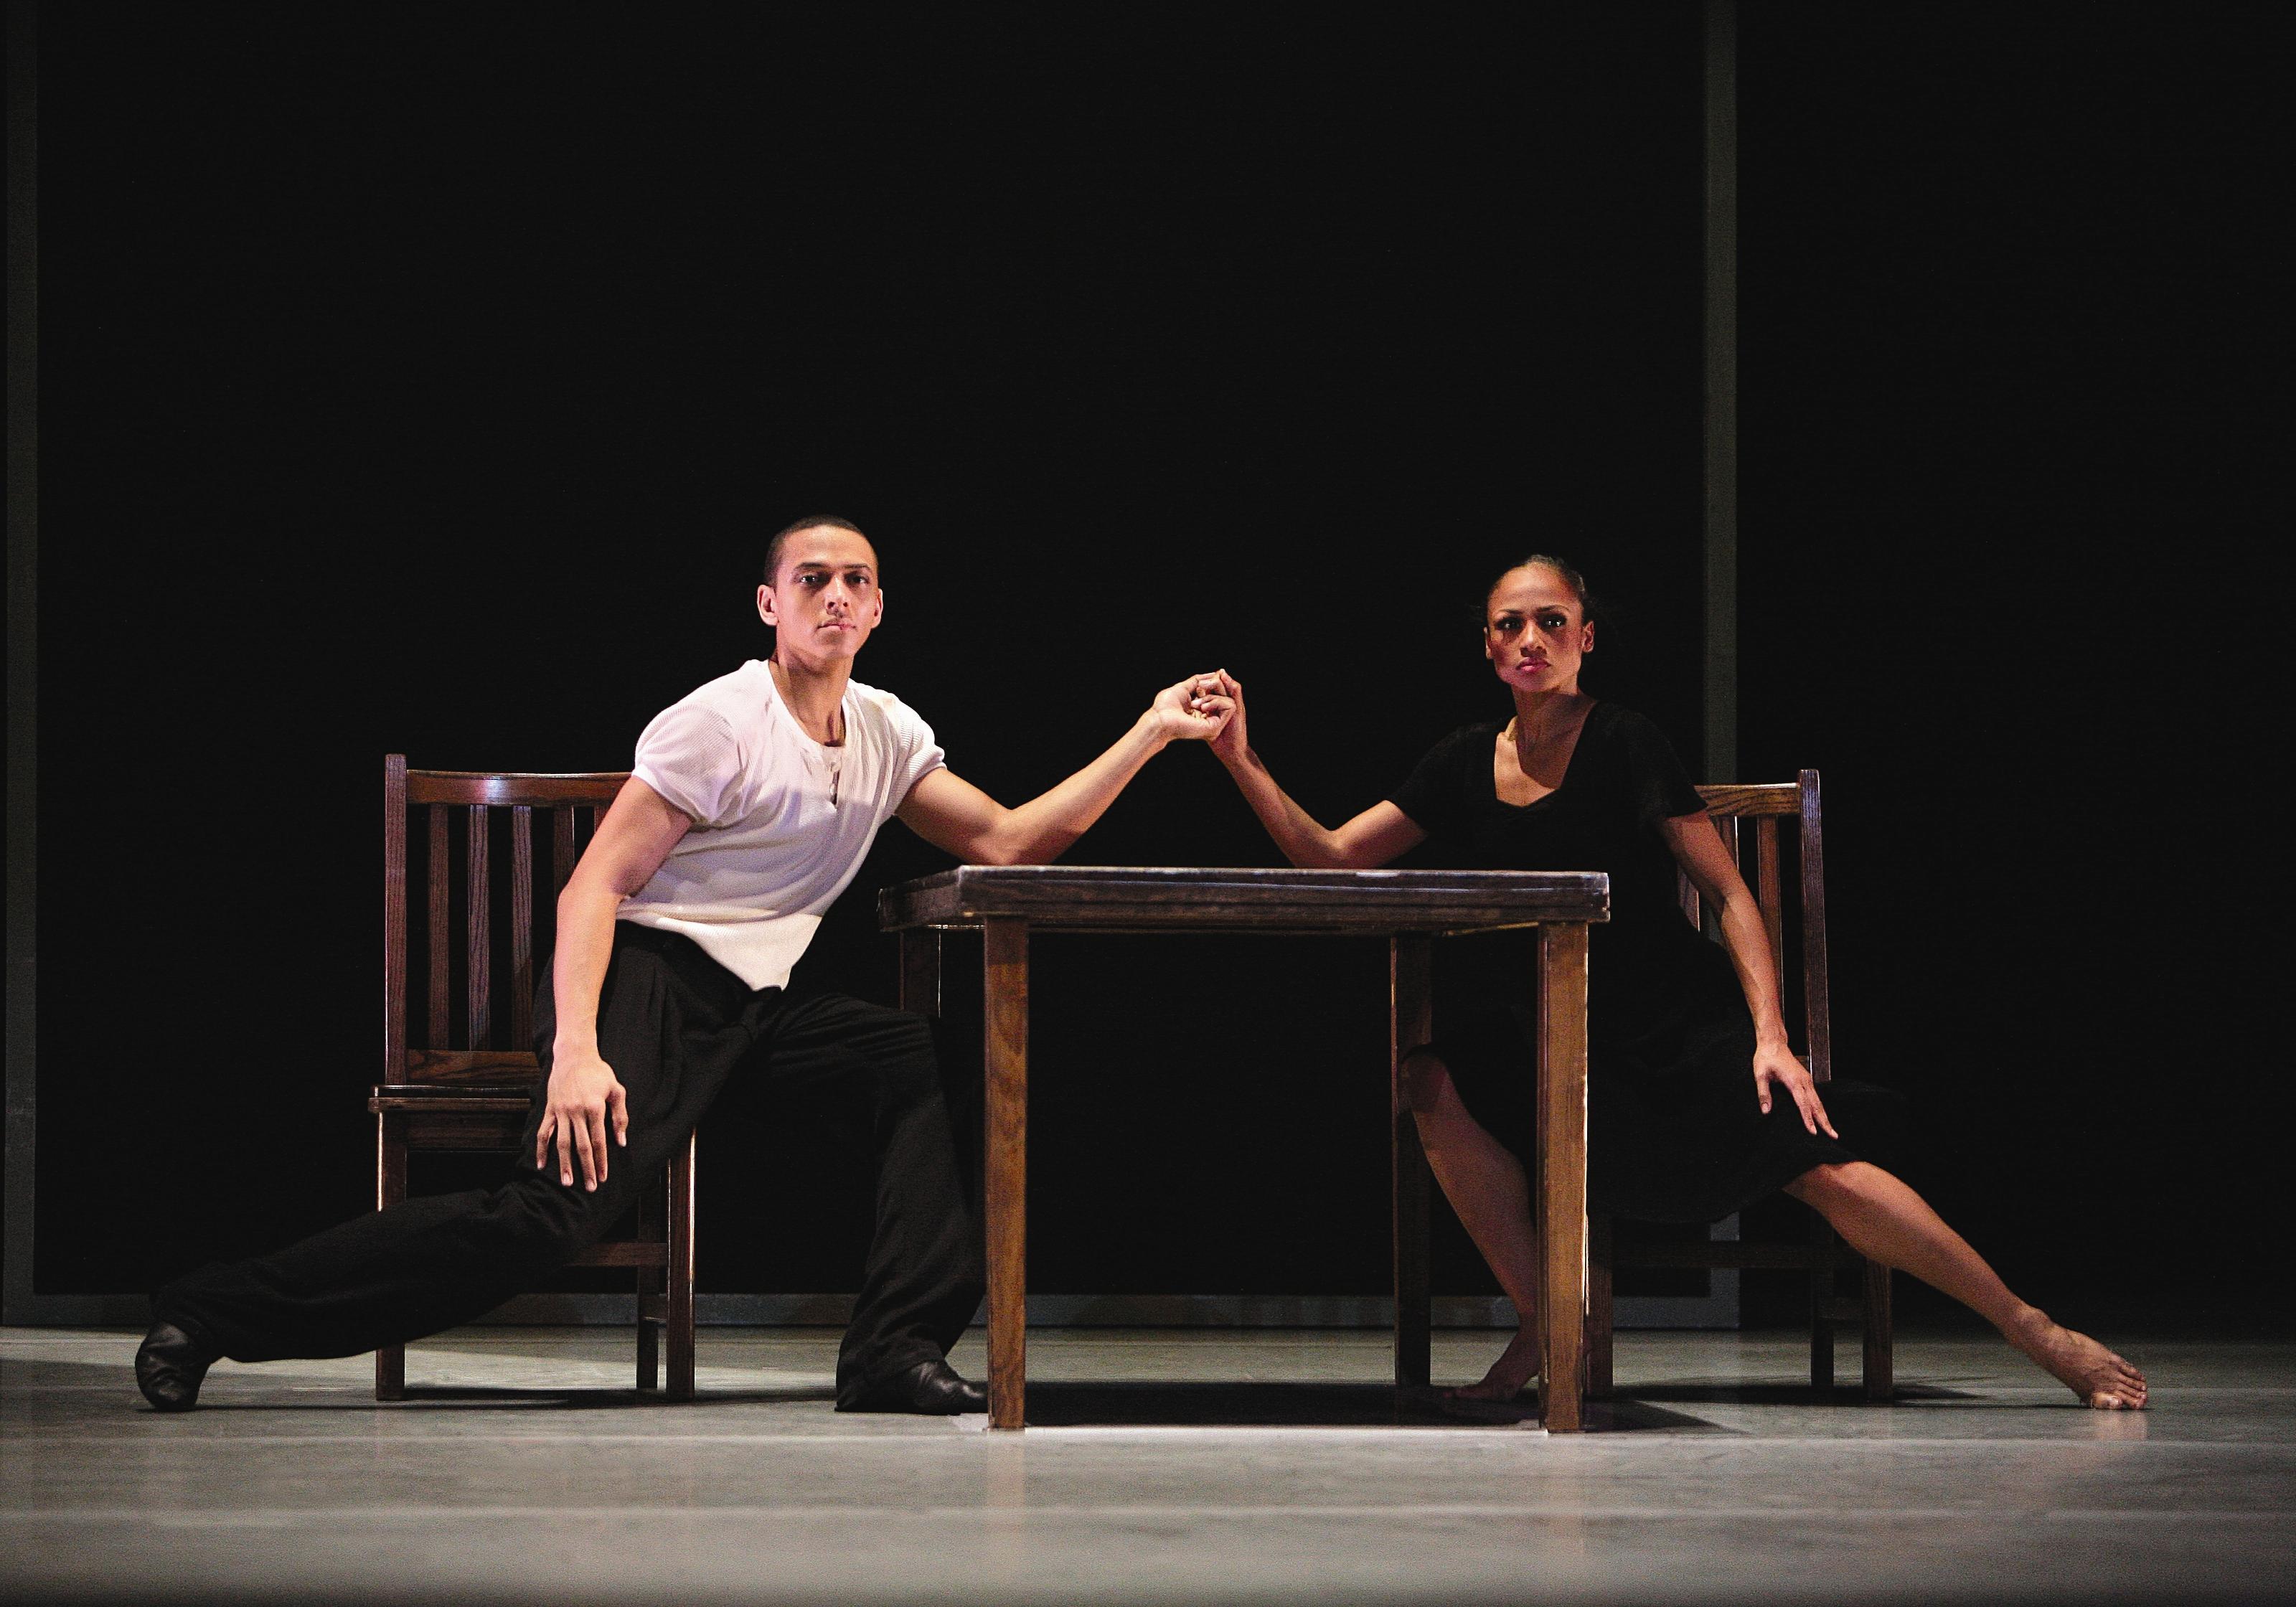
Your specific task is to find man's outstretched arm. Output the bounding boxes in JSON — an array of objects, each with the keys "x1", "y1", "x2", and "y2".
[{"x1": 897, "y1": 674, "x2": 1231, "y2": 865}]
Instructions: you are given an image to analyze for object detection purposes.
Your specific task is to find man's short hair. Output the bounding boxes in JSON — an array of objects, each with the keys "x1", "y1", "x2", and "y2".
[{"x1": 764, "y1": 516, "x2": 872, "y2": 585}]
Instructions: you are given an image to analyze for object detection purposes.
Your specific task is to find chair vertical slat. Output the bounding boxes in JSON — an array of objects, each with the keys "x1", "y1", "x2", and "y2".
[
  {"x1": 1798, "y1": 770, "x2": 1832, "y2": 1083},
  {"x1": 552, "y1": 806, "x2": 578, "y2": 895},
  {"x1": 427, "y1": 806, "x2": 451, "y2": 1049},
  {"x1": 1756, "y1": 815, "x2": 1784, "y2": 1003},
  {"x1": 466, "y1": 805, "x2": 491, "y2": 1050},
  {"x1": 384, "y1": 756, "x2": 408, "y2": 1085},
  {"x1": 511, "y1": 806, "x2": 534, "y2": 1051}
]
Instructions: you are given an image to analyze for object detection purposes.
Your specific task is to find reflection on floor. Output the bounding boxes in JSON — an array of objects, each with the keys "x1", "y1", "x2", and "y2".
[{"x1": 4, "y1": 1326, "x2": 2291, "y2": 1604}]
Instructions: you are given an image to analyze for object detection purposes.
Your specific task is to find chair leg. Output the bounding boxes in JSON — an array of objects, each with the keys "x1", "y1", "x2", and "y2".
[
  {"x1": 667, "y1": 1132, "x2": 697, "y2": 1400},
  {"x1": 1807, "y1": 1207, "x2": 1835, "y2": 1395},
  {"x1": 636, "y1": 1277, "x2": 662, "y2": 1392},
  {"x1": 635, "y1": 1166, "x2": 664, "y2": 1392},
  {"x1": 1861, "y1": 1253, "x2": 1894, "y2": 1402},
  {"x1": 375, "y1": 1112, "x2": 408, "y2": 1402},
  {"x1": 1586, "y1": 1215, "x2": 1615, "y2": 1398}
]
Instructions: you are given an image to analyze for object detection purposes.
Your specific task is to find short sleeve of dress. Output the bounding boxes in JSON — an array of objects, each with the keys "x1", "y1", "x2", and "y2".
[
  {"x1": 1611, "y1": 709, "x2": 1708, "y2": 828},
  {"x1": 632, "y1": 703, "x2": 745, "y2": 828},
  {"x1": 1387, "y1": 725, "x2": 1488, "y2": 843}
]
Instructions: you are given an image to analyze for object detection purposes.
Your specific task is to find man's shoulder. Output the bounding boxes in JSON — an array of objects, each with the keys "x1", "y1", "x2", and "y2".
[
  {"x1": 845, "y1": 678, "x2": 932, "y2": 740},
  {"x1": 657, "y1": 660, "x2": 774, "y2": 731}
]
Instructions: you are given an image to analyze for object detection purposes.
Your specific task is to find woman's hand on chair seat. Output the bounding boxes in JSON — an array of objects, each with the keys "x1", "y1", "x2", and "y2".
[
  {"x1": 537, "y1": 1047, "x2": 629, "y2": 1191},
  {"x1": 1753, "y1": 1042, "x2": 1838, "y2": 1139}
]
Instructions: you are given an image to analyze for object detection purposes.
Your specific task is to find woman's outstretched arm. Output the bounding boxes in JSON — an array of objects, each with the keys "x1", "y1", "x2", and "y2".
[
  {"x1": 1662, "y1": 811, "x2": 1838, "y2": 1138},
  {"x1": 1205, "y1": 670, "x2": 1426, "y2": 869}
]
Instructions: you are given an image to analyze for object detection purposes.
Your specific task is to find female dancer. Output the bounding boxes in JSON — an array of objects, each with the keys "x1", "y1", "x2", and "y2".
[{"x1": 1198, "y1": 557, "x2": 2145, "y2": 1410}]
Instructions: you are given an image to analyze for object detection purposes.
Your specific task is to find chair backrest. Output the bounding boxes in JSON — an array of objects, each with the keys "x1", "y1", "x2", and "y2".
[
  {"x1": 1685, "y1": 770, "x2": 1832, "y2": 1083},
  {"x1": 382, "y1": 755, "x2": 629, "y2": 1089}
]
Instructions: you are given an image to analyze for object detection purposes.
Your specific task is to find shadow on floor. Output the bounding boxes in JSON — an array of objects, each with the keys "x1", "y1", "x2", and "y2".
[
  {"x1": 1016, "y1": 1382, "x2": 1508, "y2": 1428},
  {"x1": 1614, "y1": 1381, "x2": 1975, "y2": 1406}
]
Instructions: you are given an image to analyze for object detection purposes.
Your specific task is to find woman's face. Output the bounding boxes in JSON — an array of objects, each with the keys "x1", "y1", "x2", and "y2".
[{"x1": 1484, "y1": 565, "x2": 1594, "y2": 695}]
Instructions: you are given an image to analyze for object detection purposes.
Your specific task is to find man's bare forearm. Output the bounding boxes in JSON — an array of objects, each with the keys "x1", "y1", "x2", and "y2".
[
  {"x1": 992, "y1": 711, "x2": 1171, "y2": 864},
  {"x1": 550, "y1": 879, "x2": 625, "y2": 1057}
]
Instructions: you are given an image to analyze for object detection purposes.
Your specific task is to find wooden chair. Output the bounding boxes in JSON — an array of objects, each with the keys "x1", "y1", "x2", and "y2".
[
  {"x1": 1585, "y1": 768, "x2": 1893, "y2": 1401},
  {"x1": 368, "y1": 755, "x2": 697, "y2": 1400}
]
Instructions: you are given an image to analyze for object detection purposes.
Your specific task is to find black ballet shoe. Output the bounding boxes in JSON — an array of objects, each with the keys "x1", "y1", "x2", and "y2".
[
  {"x1": 835, "y1": 1358, "x2": 987, "y2": 1415},
  {"x1": 135, "y1": 1321, "x2": 219, "y2": 1413}
]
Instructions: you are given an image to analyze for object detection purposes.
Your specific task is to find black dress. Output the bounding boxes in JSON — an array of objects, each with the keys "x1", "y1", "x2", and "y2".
[{"x1": 1388, "y1": 702, "x2": 1855, "y2": 1223}]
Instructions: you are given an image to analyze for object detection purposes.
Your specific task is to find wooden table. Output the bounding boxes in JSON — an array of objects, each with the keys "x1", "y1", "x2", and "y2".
[{"x1": 878, "y1": 866, "x2": 1610, "y2": 1431}]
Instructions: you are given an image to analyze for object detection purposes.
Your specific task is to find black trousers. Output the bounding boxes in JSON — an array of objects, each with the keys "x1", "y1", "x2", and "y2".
[{"x1": 158, "y1": 925, "x2": 984, "y2": 1401}]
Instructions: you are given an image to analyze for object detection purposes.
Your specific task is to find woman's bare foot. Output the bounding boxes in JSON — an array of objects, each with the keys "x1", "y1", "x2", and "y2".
[
  {"x1": 2006, "y1": 1309, "x2": 2148, "y2": 1409},
  {"x1": 1443, "y1": 1329, "x2": 1542, "y2": 1401}
]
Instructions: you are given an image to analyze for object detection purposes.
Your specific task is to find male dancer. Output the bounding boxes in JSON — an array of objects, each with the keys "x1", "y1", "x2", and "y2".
[{"x1": 138, "y1": 516, "x2": 1233, "y2": 1414}]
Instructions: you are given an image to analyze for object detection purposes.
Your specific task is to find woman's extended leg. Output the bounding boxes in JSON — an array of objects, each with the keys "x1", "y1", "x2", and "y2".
[
  {"x1": 1787, "y1": 1161, "x2": 2146, "y2": 1409},
  {"x1": 1406, "y1": 1052, "x2": 1543, "y2": 1400}
]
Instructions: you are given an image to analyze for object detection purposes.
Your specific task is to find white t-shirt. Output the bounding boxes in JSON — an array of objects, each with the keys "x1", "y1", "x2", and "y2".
[{"x1": 619, "y1": 659, "x2": 946, "y2": 991}]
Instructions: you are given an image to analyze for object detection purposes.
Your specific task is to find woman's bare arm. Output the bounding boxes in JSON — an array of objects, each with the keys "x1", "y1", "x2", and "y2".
[
  {"x1": 1207, "y1": 671, "x2": 1426, "y2": 869},
  {"x1": 1662, "y1": 811, "x2": 1837, "y2": 1137}
]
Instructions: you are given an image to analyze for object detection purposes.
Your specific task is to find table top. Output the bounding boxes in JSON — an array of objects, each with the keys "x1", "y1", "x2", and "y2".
[{"x1": 878, "y1": 865, "x2": 1609, "y2": 936}]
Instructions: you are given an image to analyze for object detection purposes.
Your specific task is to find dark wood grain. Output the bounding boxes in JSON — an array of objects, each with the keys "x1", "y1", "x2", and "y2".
[
  {"x1": 398, "y1": 1047, "x2": 540, "y2": 1084},
  {"x1": 375, "y1": 1110, "x2": 407, "y2": 1400},
  {"x1": 982, "y1": 917, "x2": 1030, "y2": 1431},
  {"x1": 1799, "y1": 769, "x2": 1833, "y2": 1083},
  {"x1": 511, "y1": 805, "x2": 534, "y2": 1051},
  {"x1": 880, "y1": 865, "x2": 1607, "y2": 936},
  {"x1": 408, "y1": 771, "x2": 627, "y2": 807},
  {"x1": 1535, "y1": 921, "x2": 1590, "y2": 1433},
  {"x1": 380, "y1": 758, "x2": 692, "y2": 1400},
  {"x1": 1810, "y1": 1210, "x2": 1835, "y2": 1392},
  {"x1": 899, "y1": 926, "x2": 942, "y2": 1018},
  {"x1": 1862, "y1": 1255, "x2": 1894, "y2": 1402},
  {"x1": 667, "y1": 1134, "x2": 696, "y2": 1399},
  {"x1": 552, "y1": 806, "x2": 578, "y2": 897},
  {"x1": 1388, "y1": 936, "x2": 1432, "y2": 1390},
  {"x1": 466, "y1": 805, "x2": 490, "y2": 1050},
  {"x1": 887, "y1": 865, "x2": 1608, "y2": 1431},
  {"x1": 1755, "y1": 814, "x2": 1784, "y2": 1001},
  {"x1": 1587, "y1": 1215, "x2": 1615, "y2": 1398},
  {"x1": 1695, "y1": 781, "x2": 1798, "y2": 816},
  {"x1": 427, "y1": 806, "x2": 450, "y2": 1050},
  {"x1": 1584, "y1": 769, "x2": 1891, "y2": 1401},
  {"x1": 384, "y1": 756, "x2": 408, "y2": 1092}
]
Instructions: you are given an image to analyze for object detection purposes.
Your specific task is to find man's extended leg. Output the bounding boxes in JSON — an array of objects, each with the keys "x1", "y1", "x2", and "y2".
[
  {"x1": 752, "y1": 994, "x2": 985, "y2": 1408},
  {"x1": 144, "y1": 929, "x2": 766, "y2": 1402}
]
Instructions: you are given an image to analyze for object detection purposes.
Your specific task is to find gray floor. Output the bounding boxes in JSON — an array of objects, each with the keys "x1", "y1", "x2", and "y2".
[{"x1": 4, "y1": 1325, "x2": 2291, "y2": 1605}]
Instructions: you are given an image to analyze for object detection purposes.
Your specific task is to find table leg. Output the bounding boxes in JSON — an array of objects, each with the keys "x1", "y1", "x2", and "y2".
[
  {"x1": 1388, "y1": 936, "x2": 1432, "y2": 1389},
  {"x1": 899, "y1": 926, "x2": 943, "y2": 1017},
  {"x1": 982, "y1": 917, "x2": 1030, "y2": 1431},
  {"x1": 1535, "y1": 921, "x2": 1590, "y2": 1433}
]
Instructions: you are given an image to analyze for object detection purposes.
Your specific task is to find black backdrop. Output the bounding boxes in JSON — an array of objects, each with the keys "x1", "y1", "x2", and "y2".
[{"x1": 23, "y1": 5, "x2": 2288, "y2": 1329}]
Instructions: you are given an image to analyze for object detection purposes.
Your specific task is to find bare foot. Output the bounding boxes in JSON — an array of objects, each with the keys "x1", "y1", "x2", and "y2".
[
  {"x1": 1442, "y1": 1330, "x2": 1541, "y2": 1401},
  {"x1": 2007, "y1": 1309, "x2": 2148, "y2": 1410}
]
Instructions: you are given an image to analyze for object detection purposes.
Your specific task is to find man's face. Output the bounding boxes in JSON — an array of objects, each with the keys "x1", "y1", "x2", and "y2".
[{"x1": 758, "y1": 527, "x2": 885, "y2": 662}]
